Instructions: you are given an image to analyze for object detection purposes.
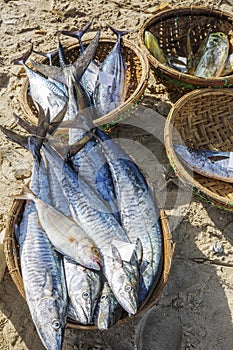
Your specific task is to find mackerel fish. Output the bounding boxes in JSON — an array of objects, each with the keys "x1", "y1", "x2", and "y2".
[
  {"x1": 93, "y1": 26, "x2": 128, "y2": 117},
  {"x1": 174, "y1": 144, "x2": 233, "y2": 183}
]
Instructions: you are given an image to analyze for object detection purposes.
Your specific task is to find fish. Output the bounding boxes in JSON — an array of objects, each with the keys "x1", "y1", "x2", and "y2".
[
  {"x1": 63, "y1": 257, "x2": 101, "y2": 324},
  {"x1": 174, "y1": 144, "x2": 233, "y2": 183},
  {"x1": 94, "y1": 128, "x2": 163, "y2": 303},
  {"x1": 14, "y1": 185, "x2": 103, "y2": 271},
  {"x1": 101, "y1": 244, "x2": 138, "y2": 315},
  {"x1": 221, "y1": 53, "x2": 233, "y2": 76},
  {"x1": 14, "y1": 46, "x2": 68, "y2": 121},
  {"x1": 93, "y1": 26, "x2": 128, "y2": 117},
  {"x1": 59, "y1": 20, "x2": 100, "y2": 99},
  {"x1": 3, "y1": 127, "x2": 68, "y2": 350},
  {"x1": 144, "y1": 30, "x2": 167, "y2": 64},
  {"x1": 94, "y1": 279, "x2": 122, "y2": 330},
  {"x1": 194, "y1": 32, "x2": 229, "y2": 78}
]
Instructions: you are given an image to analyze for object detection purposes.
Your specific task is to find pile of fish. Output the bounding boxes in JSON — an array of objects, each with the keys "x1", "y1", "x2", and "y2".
[
  {"x1": 144, "y1": 29, "x2": 233, "y2": 78},
  {"x1": 174, "y1": 144, "x2": 233, "y2": 183},
  {"x1": 1, "y1": 21, "x2": 163, "y2": 350}
]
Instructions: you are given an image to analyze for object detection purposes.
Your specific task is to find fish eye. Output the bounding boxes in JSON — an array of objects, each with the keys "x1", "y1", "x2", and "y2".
[
  {"x1": 52, "y1": 319, "x2": 61, "y2": 330},
  {"x1": 101, "y1": 294, "x2": 107, "y2": 301},
  {"x1": 91, "y1": 247, "x2": 100, "y2": 255},
  {"x1": 125, "y1": 285, "x2": 132, "y2": 292},
  {"x1": 82, "y1": 291, "x2": 90, "y2": 299}
]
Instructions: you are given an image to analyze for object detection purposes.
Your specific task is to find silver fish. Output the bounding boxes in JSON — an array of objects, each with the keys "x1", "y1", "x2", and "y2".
[
  {"x1": 94, "y1": 280, "x2": 122, "y2": 330},
  {"x1": 59, "y1": 20, "x2": 100, "y2": 99},
  {"x1": 93, "y1": 26, "x2": 128, "y2": 117},
  {"x1": 64, "y1": 257, "x2": 101, "y2": 324},
  {"x1": 101, "y1": 244, "x2": 138, "y2": 315},
  {"x1": 174, "y1": 144, "x2": 233, "y2": 183},
  {"x1": 15, "y1": 145, "x2": 67, "y2": 350},
  {"x1": 42, "y1": 142, "x2": 130, "y2": 248},
  {"x1": 15, "y1": 185, "x2": 102, "y2": 271},
  {"x1": 94, "y1": 128, "x2": 163, "y2": 304}
]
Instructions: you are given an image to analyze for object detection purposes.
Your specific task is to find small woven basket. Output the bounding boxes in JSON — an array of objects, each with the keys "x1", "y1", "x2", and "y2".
[
  {"x1": 4, "y1": 198, "x2": 174, "y2": 330},
  {"x1": 19, "y1": 37, "x2": 149, "y2": 129},
  {"x1": 139, "y1": 6, "x2": 233, "y2": 93},
  {"x1": 164, "y1": 88, "x2": 233, "y2": 211}
]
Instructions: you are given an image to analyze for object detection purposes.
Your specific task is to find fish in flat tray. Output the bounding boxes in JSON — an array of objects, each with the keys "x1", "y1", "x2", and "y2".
[
  {"x1": 93, "y1": 26, "x2": 128, "y2": 117},
  {"x1": 174, "y1": 144, "x2": 233, "y2": 183},
  {"x1": 194, "y1": 32, "x2": 229, "y2": 78}
]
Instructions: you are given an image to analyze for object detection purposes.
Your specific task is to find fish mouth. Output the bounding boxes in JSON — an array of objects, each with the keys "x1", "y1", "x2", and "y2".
[{"x1": 92, "y1": 256, "x2": 103, "y2": 270}]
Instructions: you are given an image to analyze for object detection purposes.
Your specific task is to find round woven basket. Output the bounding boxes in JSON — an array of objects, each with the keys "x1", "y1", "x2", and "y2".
[
  {"x1": 164, "y1": 88, "x2": 233, "y2": 211},
  {"x1": 4, "y1": 198, "x2": 174, "y2": 330},
  {"x1": 19, "y1": 36, "x2": 149, "y2": 129},
  {"x1": 138, "y1": 6, "x2": 233, "y2": 93}
]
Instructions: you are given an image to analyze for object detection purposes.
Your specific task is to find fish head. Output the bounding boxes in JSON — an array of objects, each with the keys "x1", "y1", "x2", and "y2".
[
  {"x1": 34, "y1": 295, "x2": 66, "y2": 350},
  {"x1": 69, "y1": 270, "x2": 100, "y2": 324},
  {"x1": 111, "y1": 268, "x2": 138, "y2": 315},
  {"x1": 79, "y1": 240, "x2": 103, "y2": 271}
]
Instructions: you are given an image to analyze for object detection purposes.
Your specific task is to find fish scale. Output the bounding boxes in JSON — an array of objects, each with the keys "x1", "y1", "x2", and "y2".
[
  {"x1": 43, "y1": 143, "x2": 129, "y2": 248},
  {"x1": 18, "y1": 157, "x2": 67, "y2": 350},
  {"x1": 94, "y1": 129, "x2": 163, "y2": 302}
]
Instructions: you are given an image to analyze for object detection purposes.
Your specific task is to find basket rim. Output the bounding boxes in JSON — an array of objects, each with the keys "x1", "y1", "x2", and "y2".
[
  {"x1": 19, "y1": 36, "x2": 150, "y2": 127},
  {"x1": 4, "y1": 198, "x2": 174, "y2": 330},
  {"x1": 138, "y1": 6, "x2": 233, "y2": 88},
  {"x1": 164, "y1": 87, "x2": 233, "y2": 210}
]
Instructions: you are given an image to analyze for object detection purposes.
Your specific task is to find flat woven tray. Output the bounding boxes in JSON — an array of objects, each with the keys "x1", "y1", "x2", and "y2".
[
  {"x1": 19, "y1": 36, "x2": 149, "y2": 129},
  {"x1": 164, "y1": 88, "x2": 233, "y2": 211},
  {"x1": 4, "y1": 198, "x2": 174, "y2": 330},
  {"x1": 139, "y1": 6, "x2": 233, "y2": 93}
]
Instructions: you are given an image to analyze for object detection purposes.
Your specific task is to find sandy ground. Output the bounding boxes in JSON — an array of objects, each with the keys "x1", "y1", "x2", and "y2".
[{"x1": 1, "y1": 0, "x2": 233, "y2": 349}]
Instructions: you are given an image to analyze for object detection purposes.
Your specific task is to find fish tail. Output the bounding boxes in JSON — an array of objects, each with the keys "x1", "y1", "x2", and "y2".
[
  {"x1": 32, "y1": 48, "x2": 58, "y2": 66},
  {"x1": 13, "y1": 113, "x2": 37, "y2": 134},
  {"x1": 108, "y1": 26, "x2": 132, "y2": 39},
  {"x1": 13, "y1": 44, "x2": 33, "y2": 66},
  {"x1": 59, "y1": 19, "x2": 93, "y2": 41},
  {"x1": 11, "y1": 185, "x2": 36, "y2": 201}
]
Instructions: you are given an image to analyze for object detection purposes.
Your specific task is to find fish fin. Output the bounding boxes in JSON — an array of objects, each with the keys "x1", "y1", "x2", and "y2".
[
  {"x1": 13, "y1": 113, "x2": 37, "y2": 134},
  {"x1": 32, "y1": 48, "x2": 58, "y2": 66},
  {"x1": 110, "y1": 244, "x2": 123, "y2": 268},
  {"x1": 13, "y1": 44, "x2": 33, "y2": 65},
  {"x1": 72, "y1": 30, "x2": 100, "y2": 81},
  {"x1": 59, "y1": 19, "x2": 93, "y2": 41},
  {"x1": 30, "y1": 59, "x2": 66, "y2": 85},
  {"x1": 0, "y1": 125, "x2": 30, "y2": 150},
  {"x1": 48, "y1": 101, "x2": 68, "y2": 135},
  {"x1": 108, "y1": 25, "x2": 132, "y2": 39},
  {"x1": 10, "y1": 185, "x2": 35, "y2": 201}
]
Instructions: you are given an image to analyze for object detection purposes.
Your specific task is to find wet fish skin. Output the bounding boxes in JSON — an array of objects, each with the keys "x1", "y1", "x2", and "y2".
[
  {"x1": 94, "y1": 280, "x2": 122, "y2": 330},
  {"x1": 101, "y1": 244, "x2": 138, "y2": 315},
  {"x1": 174, "y1": 144, "x2": 233, "y2": 183},
  {"x1": 43, "y1": 142, "x2": 129, "y2": 248},
  {"x1": 194, "y1": 32, "x2": 229, "y2": 78},
  {"x1": 15, "y1": 185, "x2": 103, "y2": 270},
  {"x1": 64, "y1": 257, "x2": 101, "y2": 324},
  {"x1": 93, "y1": 26, "x2": 128, "y2": 117},
  {"x1": 94, "y1": 128, "x2": 163, "y2": 303}
]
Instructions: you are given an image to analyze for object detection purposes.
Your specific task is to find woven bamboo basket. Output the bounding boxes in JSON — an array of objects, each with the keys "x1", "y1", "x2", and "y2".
[
  {"x1": 19, "y1": 36, "x2": 149, "y2": 129},
  {"x1": 164, "y1": 88, "x2": 233, "y2": 211},
  {"x1": 4, "y1": 197, "x2": 174, "y2": 330},
  {"x1": 138, "y1": 6, "x2": 233, "y2": 93}
]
